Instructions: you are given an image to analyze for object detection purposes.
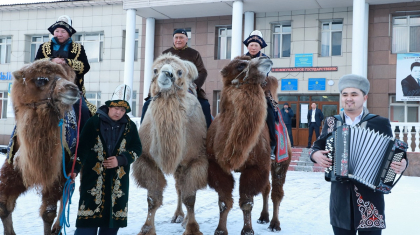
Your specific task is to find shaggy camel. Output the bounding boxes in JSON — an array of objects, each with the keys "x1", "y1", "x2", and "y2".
[
  {"x1": 256, "y1": 76, "x2": 292, "y2": 232},
  {"x1": 207, "y1": 56, "x2": 291, "y2": 235},
  {"x1": 0, "y1": 60, "x2": 80, "y2": 235},
  {"x1": 132, "y1": 53, "x2": 208, "y2": 235}
]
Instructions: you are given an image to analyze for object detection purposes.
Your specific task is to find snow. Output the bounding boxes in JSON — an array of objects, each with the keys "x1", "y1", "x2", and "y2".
[{"x1": 0, "y1": 154, "x2": 419, "y2": 235}]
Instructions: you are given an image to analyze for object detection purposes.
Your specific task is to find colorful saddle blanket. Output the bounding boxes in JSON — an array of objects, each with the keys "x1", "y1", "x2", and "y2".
[
  {"x1": 6, "y1": 109, "x2": 78, "y2": 163},
  {"x1": 274, "y1": 106, "x2": 289, "y2": 163}
]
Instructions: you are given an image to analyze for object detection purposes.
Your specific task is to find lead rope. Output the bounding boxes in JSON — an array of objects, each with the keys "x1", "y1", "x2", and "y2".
[{"x1": 59, "y1": 94, "x2": 83, "y2": 235}]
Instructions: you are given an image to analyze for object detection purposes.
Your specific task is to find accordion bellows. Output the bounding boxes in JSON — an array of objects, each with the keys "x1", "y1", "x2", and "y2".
[{"x1": 325, "y1": 125, "x2": 407, "y2": 194}]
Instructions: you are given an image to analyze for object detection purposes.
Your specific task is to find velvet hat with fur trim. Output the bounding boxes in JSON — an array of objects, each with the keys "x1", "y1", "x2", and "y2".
[
  {"x1": 105, "y1": 84, "x2": 132, "y2": 113},
  {"x1": 243, "y1": 30, "x2": 267, "y2": 49},
  {"x1": 48, "y1": 15, "x2": 76, "y2": 36}
]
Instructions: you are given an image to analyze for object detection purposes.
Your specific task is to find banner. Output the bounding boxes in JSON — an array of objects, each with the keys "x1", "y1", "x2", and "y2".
[{"x1": 396, "y1": 53, "x2": 420, "y2": 101}]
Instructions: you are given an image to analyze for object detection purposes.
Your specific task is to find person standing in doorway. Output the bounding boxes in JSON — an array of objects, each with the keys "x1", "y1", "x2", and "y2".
[
  {"x1": 280, "y1": 102, "x2": 294, "y2": 147},
  {"x1": 307, "y1": 102, "x2": 324, "y2": 148}
]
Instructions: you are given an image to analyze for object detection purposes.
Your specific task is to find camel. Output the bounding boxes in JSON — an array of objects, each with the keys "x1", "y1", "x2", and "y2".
[
  {"x1": 0, "y1": 60, "x2": 80, "y2": 235},
  {"x1": 207, "y1": 55, "x2": 291, "y2": 235},
  {"x1": 132, "y1": 53, "x2": 208, "y2": 235},
  {"x1": 256, "y1": 75, "x2": 292, "y2": 232}
]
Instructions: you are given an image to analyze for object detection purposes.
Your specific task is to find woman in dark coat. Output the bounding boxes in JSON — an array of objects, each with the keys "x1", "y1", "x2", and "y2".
[
  {"x1": 35, "y1": 15, "x2": 92, "y2": 131},
  {"x1": 70, "y1": 85, "x2": 142, "y2": 235}
]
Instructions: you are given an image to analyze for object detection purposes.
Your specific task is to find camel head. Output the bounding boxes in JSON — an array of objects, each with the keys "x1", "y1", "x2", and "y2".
[
  {"x1": 12, "y1": 60, "x2": 80, "y2": 116},
  {"x1": 221, "y1": 55, "x2": 273, "y2": 87},
  {"x1": 150, "y1": 53, "x2": 189, "y2": 97}
]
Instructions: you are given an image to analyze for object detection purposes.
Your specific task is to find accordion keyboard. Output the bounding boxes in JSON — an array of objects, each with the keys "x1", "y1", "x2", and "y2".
[{"x1": 384, "y1": 152, "x2": 404, "y2": 183}]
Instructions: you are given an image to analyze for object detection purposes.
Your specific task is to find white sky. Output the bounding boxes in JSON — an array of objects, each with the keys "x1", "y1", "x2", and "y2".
[{"x1": 0, "y1": 0, "x2": 59, "y2": 4}]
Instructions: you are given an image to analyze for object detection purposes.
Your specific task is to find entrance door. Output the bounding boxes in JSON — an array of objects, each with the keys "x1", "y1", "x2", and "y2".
[{"x1": 277, "y1": 95, "x2": 339, "y2": 147}]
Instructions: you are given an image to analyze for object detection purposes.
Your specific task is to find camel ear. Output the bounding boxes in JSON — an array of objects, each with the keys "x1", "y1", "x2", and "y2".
[{"x1": 12, "y1": 69, "x2": 24, "y2": 81}]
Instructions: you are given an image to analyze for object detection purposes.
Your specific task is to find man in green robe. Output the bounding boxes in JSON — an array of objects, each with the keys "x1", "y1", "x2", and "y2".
[{"x1": 70, "y1": 86, "x2": 142, "y2": 235}]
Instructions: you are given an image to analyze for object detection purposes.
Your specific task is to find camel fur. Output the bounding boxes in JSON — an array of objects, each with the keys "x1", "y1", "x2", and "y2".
[
  {"x1": 256, "y1": 75, "x2": 293, "y2": 232},
  {"x1": 207, "y1": 56, "x2": 274, "y2": 235},
  {"x1": 0, "y1": 60, "x2": 80, "y2": 235},
  {"x1": 132, "y1": 53, "x2": 207, "y2": 235}
]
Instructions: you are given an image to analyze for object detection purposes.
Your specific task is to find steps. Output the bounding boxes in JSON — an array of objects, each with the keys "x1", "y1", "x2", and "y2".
[{"x1": 288, "y1": 147, "x2": 326, "y2": 172}]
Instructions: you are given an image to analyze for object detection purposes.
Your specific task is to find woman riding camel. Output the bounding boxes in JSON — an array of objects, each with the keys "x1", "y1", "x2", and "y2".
[
  {"x1": 243, "y1": 30, "x2": 278, "y2": 158},
  {"x1": 35, "y1": 15, "x2": 92, "y2": 132}
]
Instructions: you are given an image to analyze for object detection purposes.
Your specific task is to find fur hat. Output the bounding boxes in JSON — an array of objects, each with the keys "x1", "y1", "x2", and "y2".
[
  {"x1": 105, "y1": 84, "x2": 132, "y2": 113},
  {"x1": 48, "y1": 15, "x2": 76, "y2": 36},
  {"x1": 243, "y1": 30, "x2": 267, "y2": 49},
  {"x1": 338, "y1": 74, "x2": 370, "y2": 95}
]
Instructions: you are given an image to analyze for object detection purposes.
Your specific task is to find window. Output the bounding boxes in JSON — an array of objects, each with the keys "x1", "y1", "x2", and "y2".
[
  {"x1": 30, "y1": 35, "x2": 49, "y2": 62},
  {"x1": 321, "y1": 21, "x2": 342, "y2": 57},
  {"x1": 122, "y1": 30, "x2": 139, "y2": 61},
  {"x1": 392, "y1": 15, "x2": 420, "y2": 53},
  {"x1": 0, "y1": 91, "x2": 8, "y2": 119},
  {"x1": 86, "y1": 91, "x2": 101, "y2": 108},
  {"x1": 74, "y1": 33, "x2": 104, "y2": 63},
  {"x1": 272, "y1": 24, "x2": 291, "y2": 58},
  {"x1": 132, "y1": 91, "x2": 137, "y2": 117},
  {"x1": 0, "y1": 36, "x2": 11, "y2": 64},
  {"x1": 389, "y1": 95, "x2": 419, "y2": 122},
  {"x1": 216, "y1": 27, "x2": 232, "y2": 60}
]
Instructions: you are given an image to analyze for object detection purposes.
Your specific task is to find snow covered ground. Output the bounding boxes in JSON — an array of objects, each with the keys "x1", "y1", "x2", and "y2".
[{"x1": 0, "y1": 153, "x2": 419, "y2": 235}]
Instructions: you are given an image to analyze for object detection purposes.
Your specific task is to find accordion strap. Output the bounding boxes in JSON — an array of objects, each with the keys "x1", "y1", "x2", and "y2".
[{"x1": 334, "y1": 113, "x2": 378, "y2": 128}]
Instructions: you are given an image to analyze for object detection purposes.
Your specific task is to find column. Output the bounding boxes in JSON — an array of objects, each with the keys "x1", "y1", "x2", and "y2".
[
  {"x1": 352, "y1": 0, "x2": 368, "y2": 77},
  {"x1": 231, "y1": 0, "x2": 243, "y2": 59},
  {"x1": 142, "y1": 17, "x2": 155, "y2": 102},
  {"x1": 243, "y1": 11, "x2": 255, "y2": 52},
  {"x1": 124, "y1": 9, "x2": 136, "y2": 108}
]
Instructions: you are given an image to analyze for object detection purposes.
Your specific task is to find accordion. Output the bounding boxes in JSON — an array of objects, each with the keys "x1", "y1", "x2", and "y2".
[{"x1": 325, "y1": 125, "x2": 407, "y2": 194}]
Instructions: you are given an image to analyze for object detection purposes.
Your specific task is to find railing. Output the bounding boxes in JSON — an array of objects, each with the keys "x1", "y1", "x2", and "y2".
[{"x1": 390, "y1": 122, "x2": 420, "y2": 152}]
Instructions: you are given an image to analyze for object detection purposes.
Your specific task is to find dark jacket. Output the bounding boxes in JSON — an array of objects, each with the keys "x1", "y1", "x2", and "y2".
[
  {"x1": 73, "y1": 106, "x2": 142, "y2": 228},
  {"x1": 310, "y1": 108, "x2": 392, "y2": 231},
  {"x1": 163, "y1": 46, "x2": 207, "y2": 99},
  {"x1": 307, "y1": 108, "x2": 324, "y2": 127},
  {"x1": 280, "y1": 107, "x2": 294, "y2": 125},
  {"x1": 401, "y1": 74, "x2": 420, "y2": 96},
  {"x1": 35, "y1": 38, "x2": 90, "y2": 92}
]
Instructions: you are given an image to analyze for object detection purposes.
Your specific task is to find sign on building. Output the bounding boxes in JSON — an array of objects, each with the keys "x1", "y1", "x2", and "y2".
[
  {"x1": 281, "y1": 79, "x2": 298, "y2": 91},
  {"x1": 308, "y1": 78, "x2": 326, "y2": 91},
  {"x1": 295, "y1": 54, "x2": 313, "y2": 67},
  {"x1": 396, "y1": 53, "x2": 420, "y2": 101}
]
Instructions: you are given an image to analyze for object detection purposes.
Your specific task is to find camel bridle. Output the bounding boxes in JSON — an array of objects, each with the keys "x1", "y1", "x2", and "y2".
[{"x1": 23, "y1": 76, "x2": 62, "y2": 119}]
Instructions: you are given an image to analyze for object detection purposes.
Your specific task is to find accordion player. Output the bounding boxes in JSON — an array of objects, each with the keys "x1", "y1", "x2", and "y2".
[{"x1": 324, "y1": 124, "x2": 408, "y2": 194}]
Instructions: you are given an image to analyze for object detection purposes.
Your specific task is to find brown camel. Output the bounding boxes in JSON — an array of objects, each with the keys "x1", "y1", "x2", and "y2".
[
  {"x1": 207, "y1": 56, "x2": 291, "y2": 235},
  {"x1": 0, "y1": 60, "x2": 80, "y2": 235},
  {"x1": 132, "y1": 53, "x2": 208, "y2": 235},
  {"x1": 256, "y1": 76, "x2": 292, "y2": 232}
]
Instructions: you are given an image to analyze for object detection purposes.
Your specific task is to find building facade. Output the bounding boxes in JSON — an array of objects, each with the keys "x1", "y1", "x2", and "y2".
[{"x1": 0, "y1": 0, "x2": 142, "y2": 144}]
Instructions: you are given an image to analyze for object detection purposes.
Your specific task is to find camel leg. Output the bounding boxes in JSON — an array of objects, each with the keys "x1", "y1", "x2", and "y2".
[
  {"x1": 238, "y1": 164, "x2": 270, "y2": 235},
  {"x1": 51, "y1": 197, "x2": 64, "y2": 235},
  {"x1": 0, "y1": 160, "x2": 27, "y2": 235},
  {"x1": 171, "y1": 168, "x2": 185, "y2": 224},
  {"x1": 132, "y1": 155, "x2": 167, "y2": 235},
  {"x1": 268, "y1": 161, "x2": 289, "y2": 231},
  {"x1": 175, "y1": 156, "x2": 207, "y2": 235},
  {"x1": 207, "y1": 157, "x2": 234, "y2": 235},
  {"x1": 257, "y1": 182, "x2": 271, "y2": 224},
  {"x1": 40, "y1": 178, "x2": 64, "y2": 235}
]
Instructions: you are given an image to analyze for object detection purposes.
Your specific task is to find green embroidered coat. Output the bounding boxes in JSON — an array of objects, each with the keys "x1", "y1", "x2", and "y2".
[{"x1": 73, "y1": 114, "x2": 141, "y2": 228}]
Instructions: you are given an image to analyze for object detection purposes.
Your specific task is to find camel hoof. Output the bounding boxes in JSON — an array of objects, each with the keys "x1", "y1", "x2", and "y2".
[
  {"x1": 171, "y1": 214, "x2": 184, "y2": 223},
  {"x1": 241, "y1": 228, "x2": 254, "y2": 235},
  {"x1": 268, "y1": 220, "x2": 281, "y2": 231},
  {"x1": 215, "y1": 229, "x2": 228, "y2": 235},
  {"x1": 138, "y1": 225, "x2": 156, "y2": 235},
  {"x1": 257, "y1": 213, "x2": 270, "y2": 224}
]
